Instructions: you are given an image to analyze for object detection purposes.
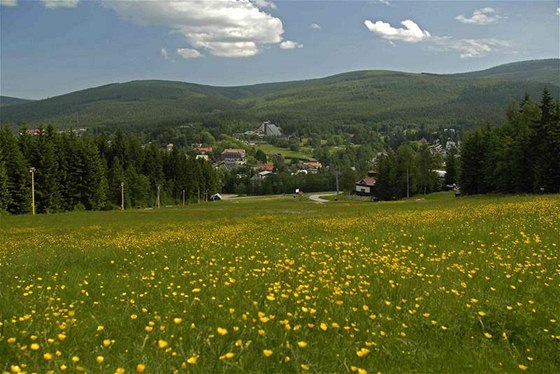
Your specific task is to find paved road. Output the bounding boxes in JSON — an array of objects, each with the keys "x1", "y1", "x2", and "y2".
[{"x1": 308, "y1": 192, "x2": 337, "y2": 203}]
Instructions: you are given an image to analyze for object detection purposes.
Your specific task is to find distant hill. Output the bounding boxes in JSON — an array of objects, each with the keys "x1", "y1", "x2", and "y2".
[
  {"x1": 1, "y1": 59, "x2": 558, "y2": 129},
  {"x1": 449, "y1": 59, "x2": 560, "y2": 84},
  {"x1": 0, "y1": 96, "x2": 34, "y2": 107}
]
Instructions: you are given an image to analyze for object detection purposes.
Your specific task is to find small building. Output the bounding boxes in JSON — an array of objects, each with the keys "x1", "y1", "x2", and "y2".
[
  {"x1": 257, "y1": 121, "x2": 282, "y2": 137},
  {"x1": 258, "y1": 164, "x2": 274, "y2": 172},
  {"x1": 196, "y1": 154, "x2": 210, "y2": 161},
  {"x1": 257, "y1": 170, "x2": 273, "y2": 179},
  {"x1": 355, "y1": 171, "x2": 377, "y2": 196},
  {"x1": 193, "y1": 146, "x2": 213, "y2": 154},
  {"x1": 221, "y1": 148, "x2": 246, "y2": 162},
  {"x1": 302, "y1": 161, "x2": 322, "y2": 173},
  {"x1": 209, "y1": 193, "x2": 222, "y2": 201}
]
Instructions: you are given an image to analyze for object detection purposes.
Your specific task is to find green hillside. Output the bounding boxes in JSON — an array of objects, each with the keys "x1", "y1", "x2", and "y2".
[
  {"x1": 1, "y1": 59, "x2": 558, "y2": 129},
  {"x1": 450, "y1": 58, "x2": 560, "y2": 84},
  {"x1": 0, "y1": 96, "x2": 34, "y2": 107}
]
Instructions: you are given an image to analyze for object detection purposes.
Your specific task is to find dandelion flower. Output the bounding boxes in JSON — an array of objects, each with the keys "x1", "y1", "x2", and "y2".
[
  {"x1": 30, "y1": 343, "x2": 40, "y2": 350},
  {"x1": 158, "y1": 339, "x2": 168, "y2": 349},
  {"x1": 43, "y1": 352, "x2": 53, "y2": 360},
  {"x1": 96, "y1": 356, "x2": 104, "y2": 364},
  {"x1": 356, "y1": 348, "x2": 370, "y2": 358},
  {"x1": 136, "y1": 364, "x2": 146, "y2": 373},
  {"x1": 217, "y1": 327, "x2": 228, "y2": 336},
  {"x1": 484, "y1": 332, "x2": 493, "y2": 339},
  {"x1": 187, "y1": 354, "x2": 199, "y2": 365},
  {"x1": 297, "y1": 341, "x2": 308, "y2": 348},
  {"x1": 219, "y1": 352, "x2": 235, "y2": 360},
  {"x1": 263, "y1": 349, "x2": 273, "y2": 357}
]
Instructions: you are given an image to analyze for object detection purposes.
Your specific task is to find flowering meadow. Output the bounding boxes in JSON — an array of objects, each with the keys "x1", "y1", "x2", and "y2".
[{"x1": 1, "y1": 194, "x2": 559, "y2": 373}]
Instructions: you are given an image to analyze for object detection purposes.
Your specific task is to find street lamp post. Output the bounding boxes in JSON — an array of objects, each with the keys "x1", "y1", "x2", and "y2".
[
  {"x1": 157, "y1": 185, "x2": 161, "y2": 209},
  {"x1": 334, "y1": 169, "x2": 340, "y2": 201},
  {"x1": 120, "y1": 181, "x2": 124, "y2": 210},
  {"x1": 29, "y1": 167, "x2": 36, "y2": 215}
]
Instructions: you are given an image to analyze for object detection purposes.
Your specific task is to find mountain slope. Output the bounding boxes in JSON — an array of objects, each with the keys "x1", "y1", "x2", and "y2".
[
  {"x1": 1, "y1": 59, "x2": 558, "y2": 129},
  {"x1": 450, "y1": 59, "x2": 560, "y2": 84},
  {"x1": 0, "y1": 96, "x2": 34, "y2": 107}
]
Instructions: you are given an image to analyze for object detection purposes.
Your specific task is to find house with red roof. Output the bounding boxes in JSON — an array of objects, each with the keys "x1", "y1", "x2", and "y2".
[{"x1": 355, "y1": 171, "x2": 377, "y2": 196}]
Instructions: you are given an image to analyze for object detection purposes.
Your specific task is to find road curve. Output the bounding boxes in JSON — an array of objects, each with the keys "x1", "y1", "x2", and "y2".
[{"x1": 308, "y1": 193, "x2": 337, "y2": 203}]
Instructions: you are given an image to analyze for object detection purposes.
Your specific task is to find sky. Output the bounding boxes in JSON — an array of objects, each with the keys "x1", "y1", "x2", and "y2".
[{"x1": 1, "y1": 0, "x2": 559, "y2": 99}]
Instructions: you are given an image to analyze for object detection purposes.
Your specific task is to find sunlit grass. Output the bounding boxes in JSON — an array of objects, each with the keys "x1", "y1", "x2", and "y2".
[{"x1": 1, "y1": 194, "x2": 559, "y2": 373}]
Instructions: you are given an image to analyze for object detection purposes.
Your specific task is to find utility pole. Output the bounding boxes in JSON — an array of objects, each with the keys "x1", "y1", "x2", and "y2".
[
  {"x1": 120, "y1": 181, "x2": 124, "y2": 210},
  {"x1": 29, "y1": 167, "x2": 36, "y2": 215},
  {"x1": 157, "y1": 185, "x2": 161, "y2": 209},
  {"x1": 335, "y1": 170, "x2": 340, "y2": 201},
  {"x1": 406, "y1": 167, "x2": 410, "y2": 199}
]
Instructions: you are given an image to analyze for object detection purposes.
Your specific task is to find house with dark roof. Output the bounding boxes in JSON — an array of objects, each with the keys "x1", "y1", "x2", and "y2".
[{"x1": 355, "y1": 171, "x2": 377, "y2": 196}]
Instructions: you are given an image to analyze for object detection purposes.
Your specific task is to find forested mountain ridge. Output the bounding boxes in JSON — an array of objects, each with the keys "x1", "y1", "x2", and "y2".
[
  {"x1": 1, "y1": 59, "x2": 558, "y2": 130},
  {"x1": 0, "y1": 96, "x2": 34, "y2": 107}
]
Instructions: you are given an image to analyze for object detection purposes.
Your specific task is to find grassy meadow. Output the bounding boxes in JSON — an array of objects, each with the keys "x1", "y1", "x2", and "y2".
[{"x1": 0, "y1": 193, "x2": 559, "y2": 373}]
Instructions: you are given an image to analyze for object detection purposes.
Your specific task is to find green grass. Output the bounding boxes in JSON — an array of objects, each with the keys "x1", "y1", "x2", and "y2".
[
  {"x1": 1, "y1": 194, "x2": 559, "y2": 373},
  {"x1": 255, "y1": 143, "x2": 312, "y2": 162}
]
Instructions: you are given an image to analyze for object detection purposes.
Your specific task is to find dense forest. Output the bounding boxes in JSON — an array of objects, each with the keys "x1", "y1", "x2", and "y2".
[
  {"x1": 0, "y1": 128, "x2": 220, "y2": 214},
  {"x1": 459, "y1": 88, "x2": 560, "y2": 195}
]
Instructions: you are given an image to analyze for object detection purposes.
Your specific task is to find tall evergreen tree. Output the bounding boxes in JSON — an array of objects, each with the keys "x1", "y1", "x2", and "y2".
[
  {"x1": 0, "y1": 128, "x2": 30, "y2": 213},
  {"x1": 0, "y1": 161, "x2": 11, "y2": 212},
  {"x1": 32, "y1": 130, "x2": 62, "y2": 213},
  {"x1": 444, "y1": 146, "x2": 459, "y2": 187},
  {"x1": 459, "y1": 129, "x2": 486, "y2": 195}
]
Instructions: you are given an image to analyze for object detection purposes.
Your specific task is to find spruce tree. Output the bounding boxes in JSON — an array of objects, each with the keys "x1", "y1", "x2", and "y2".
[
  {"x1": 0, "y1": 128, "x2": 30, "y2": 213},
  {"x1": 0, "y1": 161, "x2": 11, "y2": 212},
  {"x1": 33, "y1": 131, "x2": 62, "y2": 213}
]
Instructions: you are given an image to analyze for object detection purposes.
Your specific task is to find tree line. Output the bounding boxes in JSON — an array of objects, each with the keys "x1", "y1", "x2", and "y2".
[
  {"x1": 459, "y1": 88, "x2": 560, "y2": 195},
  {"x1": 0, "y1": 128, "x2": 220, "y2": 214}
]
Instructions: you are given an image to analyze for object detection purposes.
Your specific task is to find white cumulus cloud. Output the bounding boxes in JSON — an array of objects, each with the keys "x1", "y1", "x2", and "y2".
[
  {"x1": 431, "y1": 37, "x2": 511, "y2": 59},
  {"x1": 161, "y1": 48, "x2": 169, "y2": 60},
  {"x1": 103, "y1": 0, "x2": 295, "y2": 58},
  {"x1": 176, "y1": 48, "x2": 204, "y2": 59},
  {"x1": 364, "y1": 19, "x2": 431, "y2": 43},
  {"x1": 0, "y1": 0, "x2": 18, "y2": 6},
  {"x1": 279, "y1": 40, "x2": 303, "y2": 49},
  {"x1": 364, "y1": 17, "x2": 510, "y2": 59},
  {"x1": 556, "y1": 7, "x2": 560, "y2": 16},
  {"x1": 456, "y1": 7, "x2": 501, "y2": 25},
  {"x1": 41, "y1": 0, "x2": 79, "y2": 8},
  {"x1": 251, "y1": 0, "x2": 276, "y2": 9},
  {"x1": 310, "y1": 23, "x2": 321, "y2": 30}
]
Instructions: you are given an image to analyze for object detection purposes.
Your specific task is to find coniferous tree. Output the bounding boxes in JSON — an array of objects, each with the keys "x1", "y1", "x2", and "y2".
[
  {"x1": 0, "y1": 128, "x2": 30, "y2": 213},
  {"x1": 396, "y1": 144, "x2": 416, "y2": 198},
  {"x1": 32, "y1": 130, "x2": 62, "y2": 213},
  {"x1": 0, "y1": 160, "x2": 11, "y2": 212},
  {"x1": 415, "y1": 143, "x2": 435, "y2": 195},
  {"x1": 459, "y1": 129, "x2": 485, "y2": 195},
  {"x1": 444, "y1": 146, "x2": 459, "y2": 187},
  {"x1": 375, "y1": 152, "x2": 398, "y2": 200}
]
